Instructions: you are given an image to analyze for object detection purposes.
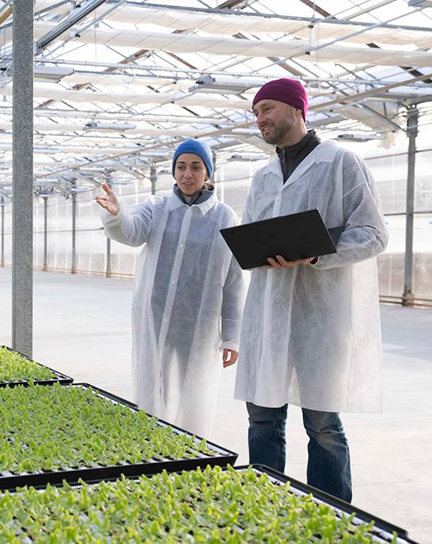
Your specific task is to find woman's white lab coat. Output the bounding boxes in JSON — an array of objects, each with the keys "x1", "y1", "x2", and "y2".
[
  {"x1": 102, "y1": 189, "x2": 246, "y2": 437},
  {"x1": 234, "y1": 141, "x2": 388, "y2": 413}
]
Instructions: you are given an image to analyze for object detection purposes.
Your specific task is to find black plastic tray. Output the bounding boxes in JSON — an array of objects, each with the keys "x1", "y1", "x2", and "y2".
[
  {"x1": 0, "y1": 345, "x2": 73, "y2": 387},
  {"x1": 246, "y1": 464, "x2": 419, "y2": 544},
  {"x1": 0, "y1": 383, "x2": 238, "y2": 490},
  {"x1": 17, "y1": 464, "x2": 419, "y2": 544}
]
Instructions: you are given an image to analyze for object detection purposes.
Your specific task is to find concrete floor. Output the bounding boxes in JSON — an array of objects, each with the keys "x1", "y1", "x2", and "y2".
[{"x1": 0, "y1": 267, "x2": 431, "y2": 544}]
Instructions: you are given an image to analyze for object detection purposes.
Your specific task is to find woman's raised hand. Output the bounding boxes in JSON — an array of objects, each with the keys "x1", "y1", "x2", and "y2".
[{"x1": 95, "y1": 183, "x2": 120, "y2": 216}]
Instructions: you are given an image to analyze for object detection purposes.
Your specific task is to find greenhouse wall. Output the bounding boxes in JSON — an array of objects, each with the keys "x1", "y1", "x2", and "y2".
[{"x1": 1, "y1": 148, "x2": 431, "y2": 303}]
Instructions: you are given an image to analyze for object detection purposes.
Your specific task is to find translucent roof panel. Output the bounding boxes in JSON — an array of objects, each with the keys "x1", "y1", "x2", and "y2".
[{"x1": 0, "y1": 0, "x2": 430, "y2": 186}]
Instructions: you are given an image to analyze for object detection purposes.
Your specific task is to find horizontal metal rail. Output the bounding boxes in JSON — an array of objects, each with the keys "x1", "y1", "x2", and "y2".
[
  {"x1": 380, "y1": 294, "x2": 432, "y2": 308},
  {"x1": 3, "y1": 263, "x2": 432, "y2": 308}
]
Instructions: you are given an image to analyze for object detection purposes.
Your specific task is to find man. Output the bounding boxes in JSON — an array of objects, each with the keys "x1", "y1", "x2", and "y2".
[{"x1": 234, "y1": 78, "x2": 388, "y2": 503}]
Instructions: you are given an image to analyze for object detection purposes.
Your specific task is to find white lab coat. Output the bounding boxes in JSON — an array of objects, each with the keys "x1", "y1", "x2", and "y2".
[
  {"x1": 102, "y1": 189, "x2": 246, "y2": 437},
  {"x1": 234, "y1": 141, "x2": 388, "y2": 413}
]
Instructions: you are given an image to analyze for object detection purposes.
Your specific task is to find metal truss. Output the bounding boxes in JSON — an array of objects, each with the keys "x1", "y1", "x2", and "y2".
[{"x1": 0, "y1": 0, "x2": 430, "y2": 196}]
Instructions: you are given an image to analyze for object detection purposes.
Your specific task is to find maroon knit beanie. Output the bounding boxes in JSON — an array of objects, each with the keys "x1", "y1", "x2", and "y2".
[{"x1": 252, "y1": 78, "x2": 308, "y2": 120}]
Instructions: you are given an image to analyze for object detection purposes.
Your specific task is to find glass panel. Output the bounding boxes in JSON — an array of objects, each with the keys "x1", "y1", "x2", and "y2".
[
  {"x1": 2, "y1": 149, "x2": 429, "y2": 304},
  {"x1": 413, "y1": 214, "x2": 432, "y2": 300},
  {"x1": 378, "y1": 215, "x2": 405, "y2": 299},
  {"x1": 414, "y1": 151, "x2": 432, "y2": 213},
  {"x1": 365, "y1": 154, "x2": 407, "y2": 215},
  {"x1": 2, "y1": 205, "x2": 12, "y2": 265}
]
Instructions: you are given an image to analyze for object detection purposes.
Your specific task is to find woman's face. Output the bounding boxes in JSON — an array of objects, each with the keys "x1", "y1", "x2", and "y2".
[{"x1": 174, "y1": 153, "x2": 208, "y2": 196}]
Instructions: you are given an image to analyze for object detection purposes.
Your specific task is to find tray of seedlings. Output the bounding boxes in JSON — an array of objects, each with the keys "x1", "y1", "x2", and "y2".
[
  {"x1": 0, "y1": 346, "x2": 73, "y2": 388},
  {"x1": 0, "y1": 382, "x2": 237, "y2": 490},
  {"x1": 0, "y1": 464, "x2": 419, "y2": 544},
  {"x1": 245, "y1": 464, "x2": 419, "y2": 544}
]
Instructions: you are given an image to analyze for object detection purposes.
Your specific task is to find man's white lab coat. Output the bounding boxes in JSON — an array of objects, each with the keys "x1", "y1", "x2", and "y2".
[{"x1": 234, "y1": 142, "x2": 388, "y2": 413}]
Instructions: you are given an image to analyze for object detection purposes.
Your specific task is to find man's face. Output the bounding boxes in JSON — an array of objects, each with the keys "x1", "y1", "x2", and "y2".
[{"x1": 253, "y1": 99, "x2": 297, "y2": 146}]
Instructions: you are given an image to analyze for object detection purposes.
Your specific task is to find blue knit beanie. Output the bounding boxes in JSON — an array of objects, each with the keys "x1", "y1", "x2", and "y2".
[{"x1": 172, "y1": 139, "x2": 214, "y2": 179}]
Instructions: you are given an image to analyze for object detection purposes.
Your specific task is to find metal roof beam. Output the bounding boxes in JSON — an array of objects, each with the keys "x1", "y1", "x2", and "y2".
[
  {"x1": 342, "y1": 0, "x2": 396, "y2": 21},
  {"x1": 218, "y1": 0, "x2": 248, "y2": 9},
  {"x1": 0, "y1": 107, "x2": 226, "y2": 125},
  {"x1": 358, "y1": 103, "x2": 405, "y2": 132},
  {"x1": 36, "y1": 0, "x2": 108, "y2": 52},
  {"x1": 125, "y1": 2, "x2": 432, "y2": 33},
  {"x1": 310, "y1": 71, "x2": 432, "y2": 113},
  {"x1": 306, "y1": 6, "x2": 425, "y2": 54},
  {"x1": 0, "y1": 0, "x2": 12, "y2": 25},
  {"x1": 299, "y1": 0, "x2": 330, "y2": 18},
  {"x1": 27, "y1": 58, "x2": 432, "y2": 88}
]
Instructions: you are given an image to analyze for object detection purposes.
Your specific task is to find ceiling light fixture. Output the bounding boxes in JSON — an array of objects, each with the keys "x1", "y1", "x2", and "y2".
[
  {"x1": 228, "y1": 153, "x2": 269, "y2": 162},
  {"x1": 84, "y1": 121, "x2": 136, "y2": 132},
  {"x1": 189, "y1": 76, "x2": 266, "y2": 94},
  {"x1": 408, "y1": 0, "x2": 432, "y2": 7},
  {"x1": 34, "y1": 66, "x2": 75, "y2": 83},
  {"x1": 34, "y1": 146, "x2": 63, "y2": 154},
  {"x1": 0, "y1": 65, "x2": 74, "y2": 84},
  {"x1": 335, "y1": 133, "x2": 384, "y2": 142}
]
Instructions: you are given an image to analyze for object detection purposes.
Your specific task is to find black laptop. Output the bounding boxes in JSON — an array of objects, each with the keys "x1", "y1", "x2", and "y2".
[{"x1": 220, "y1": 209, "x2": 343, "y2": 270}]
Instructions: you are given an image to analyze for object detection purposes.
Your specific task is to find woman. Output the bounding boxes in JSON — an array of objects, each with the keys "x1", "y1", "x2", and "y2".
[{"x1": 96, "y1": 139, "x2": 246, "y2": 438}]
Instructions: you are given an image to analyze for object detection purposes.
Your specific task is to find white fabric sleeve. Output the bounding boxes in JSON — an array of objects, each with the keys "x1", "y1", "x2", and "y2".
[
  {"x1": 241, "y1": 187, "x2": 254, "y2": 225},
  {"x1": 101, "y1": 200, "x2": 154, "y2": 247},
  {"x1": 310, "y1": 152, "x2": 388, "y2": 270},
  {"x1": 220, "y1": 255, "x2": 246, "y2": 352}
]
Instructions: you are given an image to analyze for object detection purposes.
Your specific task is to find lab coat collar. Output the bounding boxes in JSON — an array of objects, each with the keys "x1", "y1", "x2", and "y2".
[
  {"x1": 169, "y1": 187, "x2": 217, "y2": 215},
  {"x1": 265, "y1": 141, "x2": 338, "y2": 189},
  {"x1": 266, "y1": 156, "x2": 284, "y2": 179}
]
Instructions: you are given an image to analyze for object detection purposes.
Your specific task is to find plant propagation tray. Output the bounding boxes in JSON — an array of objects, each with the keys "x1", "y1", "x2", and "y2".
[
  {"x1": 0, "y1": 465, "x2": 419, "y2": 544},
  {"x1": 0, "y1": 383, "x2": 238, "y2": 490},
  {"x1": 0, "y1": 345, "x2": 73, "y2": 387},
  {"x1": 245, "y1": 465, "x2": 419, "y2": 544}
]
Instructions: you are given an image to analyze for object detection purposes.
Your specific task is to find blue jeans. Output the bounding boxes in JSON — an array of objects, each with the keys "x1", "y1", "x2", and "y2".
[{"x1": 246, "y1": 402, "x2": 352, "y2": 503}]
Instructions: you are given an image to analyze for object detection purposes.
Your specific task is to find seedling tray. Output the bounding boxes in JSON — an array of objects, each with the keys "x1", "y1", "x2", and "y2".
[
  {"x1": 0, "y1": 465, "x2": 419, "y2": 544},
  {"x1": 0, "y1": 345, "x2": 73, "y2": 387},
  {"x1": 246, "y1": 464, "x2": 419, "y2": 544},
  {"x1": 78, "y1": 465, "x2": 420, "y2": 544},
  {"x1": 0, "y1": 382, "x2": 237, "y2": 490}
]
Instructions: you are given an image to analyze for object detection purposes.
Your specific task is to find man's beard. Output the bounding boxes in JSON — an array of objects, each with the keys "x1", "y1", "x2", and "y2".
[{"x1": 260, "y1": 115, "x2": 293, "y2": 146}]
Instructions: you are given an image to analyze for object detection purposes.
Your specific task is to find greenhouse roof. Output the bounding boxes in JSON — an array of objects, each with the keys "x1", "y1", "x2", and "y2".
[{"x1": 0, "y1": 0, "x2": 431, "y2": 198}]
